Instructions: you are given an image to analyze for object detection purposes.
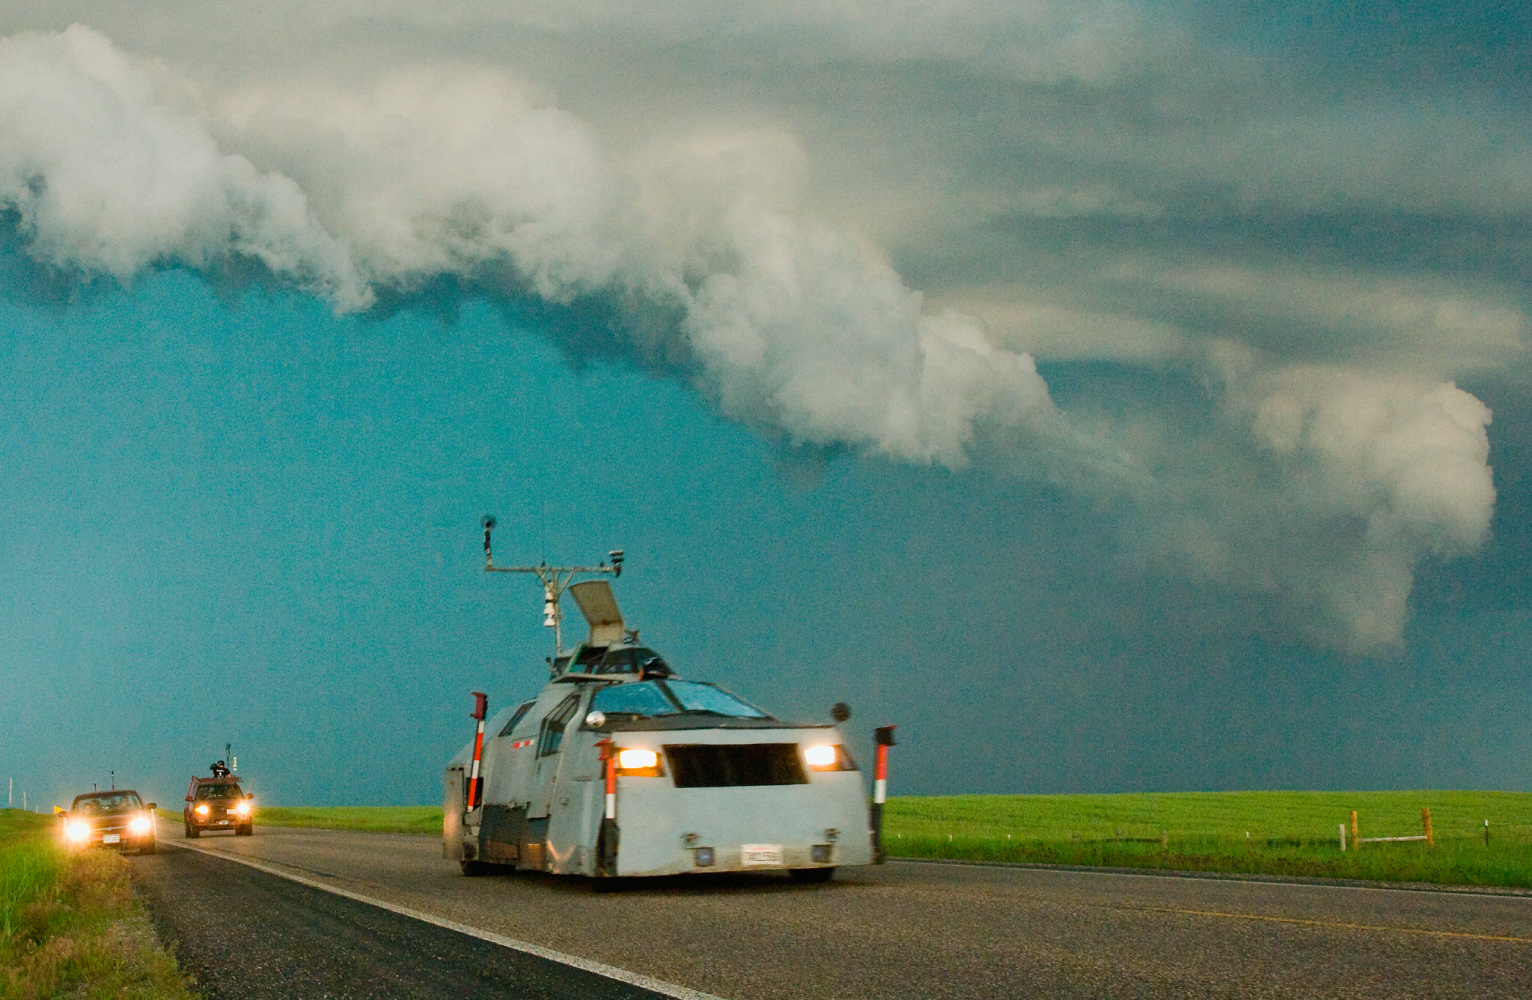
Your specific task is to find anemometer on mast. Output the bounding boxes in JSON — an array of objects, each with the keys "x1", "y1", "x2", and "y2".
[{"x1": 480, "y1": 515, "x2": 624, "y2": 658}]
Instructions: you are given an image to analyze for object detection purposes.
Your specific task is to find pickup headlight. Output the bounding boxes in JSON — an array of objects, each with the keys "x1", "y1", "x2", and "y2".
[
  {"x1": 129, "y1": 815, "x2": 152, "y2": 835},
  {"x1": 66, "y1": 821, "x2": 91, "y2": 843},
  {"x1": 195, "y1": 804, "x2": 210, "y2": 816}
]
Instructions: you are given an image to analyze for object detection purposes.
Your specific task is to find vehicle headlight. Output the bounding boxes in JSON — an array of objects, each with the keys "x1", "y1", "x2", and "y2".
[
  {"x1": 66, "y1": 821, "x2": 91, "y2": 843},
  {"x1": 806, "y1": 744, "x2": 856, "y2": 771},
  {"x1": 804, "y1": 745, "x2": 838, "y2": 768},
  {"x1": 618, "y1": 748, "x2": 659, "y2": 770},
  {"x1": 129, "y1": 815, "x2": 152, "y2": 835},
  {"x1": 234, "y1": 801, "x2": 250, "y2": 816},
  {"x1": 195, "y1": 804, "x2": 210, "y2": 816}
]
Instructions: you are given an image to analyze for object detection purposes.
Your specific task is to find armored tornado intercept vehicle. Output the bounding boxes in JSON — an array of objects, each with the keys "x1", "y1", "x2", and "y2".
[{"x1": 444, "y1": 525, "x2": 872, "y2": 882}]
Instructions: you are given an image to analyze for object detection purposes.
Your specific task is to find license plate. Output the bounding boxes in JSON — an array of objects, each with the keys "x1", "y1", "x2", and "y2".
[
  {"x1": 102, "y1": 834, "x2": 120, "y2": 844},
  {"x1": 740, "y1": 843, "x2": 783, "y2": 867}
]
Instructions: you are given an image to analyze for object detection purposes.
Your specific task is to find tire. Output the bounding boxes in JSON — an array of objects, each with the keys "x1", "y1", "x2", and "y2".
[
  {"x1": 788, "y1": 867, "x2": 835, "y2": 883},
  {"x1": 141, "y1": 839, "x2": 157, "y2": 855},
  {"x1": 460, "y1": 859, "x2": 491, "y2": 877},
  {"x1": 237, "y1": 825, "x2": 253, "y2": 837},
  {"x1": 185, "y1": 824, "x2": 199, "y2": 839}
]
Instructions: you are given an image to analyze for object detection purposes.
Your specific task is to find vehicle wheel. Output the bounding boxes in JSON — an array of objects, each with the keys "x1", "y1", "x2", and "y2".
[
  {"x1": 460, "y1": 860, "x2": 491, "y2": 876},
  {"x1": 185, "y1": 824, "x2": 199, "y2": 839},
  {"x1": 237, "y1": 824, "x2": 253, "y2": 836},
  {"x1": 141, "y1": 840, "x2": 157, "y2": 855},
  {"x1": 788, "y1": 867, "x2": 835, "y2": 883}
]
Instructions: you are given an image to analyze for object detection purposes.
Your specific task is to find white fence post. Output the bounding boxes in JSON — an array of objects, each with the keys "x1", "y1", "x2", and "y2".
[{"x1": 1339, "y1": 822, "x2": 1346, "y2": 852}]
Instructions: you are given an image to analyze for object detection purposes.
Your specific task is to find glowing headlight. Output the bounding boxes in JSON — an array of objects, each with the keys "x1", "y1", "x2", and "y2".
[
  {"x1": 195, "y1": 804, "x2": 210, "y2": 816},
  {"x1": 804, "y1": 745, "x2": 838, "y2": 768},
  {"x1": 66, "y1": 821, "x2": 91, "y2": 843},
  {"x1": 129, "y1": 815, "x2": 152, "y2": 835},
  {"x1": 617, "y1": 748, "x2": 659, "y2": 770},
  {"x1": 234, "y1": 801, "x2": 250, "y2": 816}
]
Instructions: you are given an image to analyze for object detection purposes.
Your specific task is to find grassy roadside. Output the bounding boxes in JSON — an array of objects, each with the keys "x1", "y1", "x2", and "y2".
[
  {"x1": 0, "y1": 809, "x2": 197, "y2": 999},
  {"x1": 883, "y1": 791, "x2": 1532, "y2": 888},
  {"x1": 229, "y1": 806, "x2": 442, "y2": 836}
]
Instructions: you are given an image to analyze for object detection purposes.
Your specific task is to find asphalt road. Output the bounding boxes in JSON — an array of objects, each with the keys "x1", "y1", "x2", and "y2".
[
  {"x1": 132, "y1": 847, "x2": 676, "y2": 1000},
  {"x1": 135, "y1": 820, "x2": 1532, "y2": 999}
]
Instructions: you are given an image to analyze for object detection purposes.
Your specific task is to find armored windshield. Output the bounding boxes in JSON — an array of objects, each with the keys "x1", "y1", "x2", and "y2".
[
  {"x1": 664, "y1": 680, "x2": 768, "y2": 718},
  {"x1": 591, "y1": 682, "x2": 677, "y2": 717},
  {"x1": 588, "y1": 680, "x2": 770, "y2": 719}
]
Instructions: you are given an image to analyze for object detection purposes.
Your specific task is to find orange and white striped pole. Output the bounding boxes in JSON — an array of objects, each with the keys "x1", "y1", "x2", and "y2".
[
  {"x1": 870, "y1": 725, "x2": 897, "y2": 864},
  {"x1": 596, "y1": 738, "x2": 619, "y2": 876},
  {"x1": 466, "y1": 692, "x2": 488, "y2": 810}
]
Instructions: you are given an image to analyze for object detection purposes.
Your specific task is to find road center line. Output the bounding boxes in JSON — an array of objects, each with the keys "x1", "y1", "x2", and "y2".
[{"x1": 162, "y1": 840, "x2": 729, "y2": 1000}]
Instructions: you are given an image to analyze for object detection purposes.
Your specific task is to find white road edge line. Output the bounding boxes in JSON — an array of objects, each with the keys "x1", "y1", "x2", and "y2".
[{"x1": 162, "y1": 840, "x2": 728, "y2": 1000}]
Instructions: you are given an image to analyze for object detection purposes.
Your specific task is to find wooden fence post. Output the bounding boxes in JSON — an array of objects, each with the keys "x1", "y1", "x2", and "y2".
[
  {"x1": 1350, "y1": 810, "x2": 1360, "y2": 851},
  {"x1": 1422, "y1": 807, "x2": 1434, "y2": 847}
]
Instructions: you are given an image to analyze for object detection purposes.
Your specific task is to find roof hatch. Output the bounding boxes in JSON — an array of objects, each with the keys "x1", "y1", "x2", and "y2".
[{"x1": 569, "y1": 579, "x2": 625, "y2": 647}]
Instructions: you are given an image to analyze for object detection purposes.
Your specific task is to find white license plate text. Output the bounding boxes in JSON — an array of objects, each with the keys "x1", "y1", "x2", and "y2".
[{"x1": 740, "y1": 843, "x2": 783, "y2": 867}]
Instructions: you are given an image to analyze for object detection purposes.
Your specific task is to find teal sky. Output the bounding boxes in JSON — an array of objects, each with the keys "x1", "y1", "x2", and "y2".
[{"x1": 5, "y1": 268, "x2": 1529, "y2": 808}]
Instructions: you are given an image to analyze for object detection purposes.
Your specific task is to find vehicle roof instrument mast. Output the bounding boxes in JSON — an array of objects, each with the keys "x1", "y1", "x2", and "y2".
[{"x1": 481, "y1": 515, "x2": 623, "y2": 658}]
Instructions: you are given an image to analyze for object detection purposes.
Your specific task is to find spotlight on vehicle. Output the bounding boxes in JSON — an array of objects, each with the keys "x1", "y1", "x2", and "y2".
[
  {"x1": 618, "y1": 748, "x2": 658, "y2": 770},
  {"x1": 804, "y1": 745, "x2": 837, "y2": 768}
]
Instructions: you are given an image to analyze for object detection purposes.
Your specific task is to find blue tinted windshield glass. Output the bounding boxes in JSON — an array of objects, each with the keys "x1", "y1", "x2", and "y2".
[
  {"x1": 590, "y1": 682, "x2": 680, "y2": 717},
  {"x1": 663, "y1": 680, "x2": 769, "y2": 718}
]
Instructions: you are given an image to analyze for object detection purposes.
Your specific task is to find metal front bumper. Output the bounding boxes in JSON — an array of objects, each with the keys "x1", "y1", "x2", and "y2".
[{"x1": 604, "y1": 772, "x2": 873, "y2": 877}]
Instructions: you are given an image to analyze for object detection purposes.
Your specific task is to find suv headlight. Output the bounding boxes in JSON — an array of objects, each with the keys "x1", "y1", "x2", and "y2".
[
  {"x1": 234, "y1": 801, "x2": 250, "y2": 816},
  {"x1": 195, "y1": 804, "x2": 210, "y2": 816}
]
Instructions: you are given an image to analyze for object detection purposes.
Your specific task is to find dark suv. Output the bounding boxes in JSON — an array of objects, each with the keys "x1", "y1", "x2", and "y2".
[
  {"x1": 60, "y1": 790, "x2": 157, "y2": 854},
  {"x1": 184, "y1": 775, "x2": 254, "y2": 837}
]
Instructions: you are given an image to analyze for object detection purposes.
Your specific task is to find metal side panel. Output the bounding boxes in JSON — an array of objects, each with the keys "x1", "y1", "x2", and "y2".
[
  {"x1": 480, "y1": 802, "x2": 527, "y2": 863},
  {"x1": 442, "y1": 767, "x2": 465, "y2": 860}
]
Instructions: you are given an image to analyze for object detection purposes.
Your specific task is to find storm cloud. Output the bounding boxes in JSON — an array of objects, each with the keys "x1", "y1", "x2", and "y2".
[{"x1": 1, "y1": 3, "x2": 1526, "y2": 650}]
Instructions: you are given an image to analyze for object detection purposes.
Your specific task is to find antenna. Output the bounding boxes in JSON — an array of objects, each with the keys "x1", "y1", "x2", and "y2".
[{"x1": 480, "y1": 515, "x2": 624, "y2": 665}]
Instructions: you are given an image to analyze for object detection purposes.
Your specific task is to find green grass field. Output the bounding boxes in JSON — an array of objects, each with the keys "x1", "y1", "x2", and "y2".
[
  {"x1": 251, "y1": 806, "x2": 443, "y2": 835},
  {"x1": 882, "y1": 791, "x2": 1532, "y2": 888}
]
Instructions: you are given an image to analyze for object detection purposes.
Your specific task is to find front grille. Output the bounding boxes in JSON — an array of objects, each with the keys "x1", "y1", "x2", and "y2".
[{"x1": 664, "y1": 743, "x2": 807, "y2": 787}]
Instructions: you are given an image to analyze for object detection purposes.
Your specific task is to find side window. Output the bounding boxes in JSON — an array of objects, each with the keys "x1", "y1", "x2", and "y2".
[
  {"x1": 538, "y1": 694, "x2": 581, "y2": 757},
  {"x1": 498, "y1": 701, "x2": 537, "y2": 737}
]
